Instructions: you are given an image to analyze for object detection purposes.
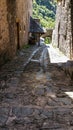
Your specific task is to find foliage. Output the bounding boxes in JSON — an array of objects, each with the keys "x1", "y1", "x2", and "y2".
[
  {"x1": 33, "y1": 0, "x2": 57, "y2": 28},
  {"x1": 23, "y1": 44, "x2": 30, "y2": 49},
  {"x1": 45, "y1": 37, "x2": 51, "y2": 44}
]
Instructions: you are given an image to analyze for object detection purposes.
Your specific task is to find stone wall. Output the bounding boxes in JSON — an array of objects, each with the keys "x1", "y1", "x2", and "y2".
[
  {"x1": 71, "y1": 0, "x2": 73, "y2": 58},
  {"x1": 52, "y1": 0, "x2": 73, "y2": 59},
  {"x1": 0, "y1": 0, "x2": 10, "y2": 65},
  {"x1": 16, "y1": 0, "x2": 32, "y2": 47},
  {"x1": 0, "y1": 0, "x2": 32, "y2": 66},
  {"x1": 6, "y1": 0, "x2": 17, "y2": 58}
]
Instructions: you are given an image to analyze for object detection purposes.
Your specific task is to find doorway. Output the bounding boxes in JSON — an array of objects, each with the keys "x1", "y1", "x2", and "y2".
[
  {"x1": 58, "y1": 22, "x2": 60, "y2": 48},
  {"x1": 16, "y1": 22, "x2": 20, "y2": 49}
]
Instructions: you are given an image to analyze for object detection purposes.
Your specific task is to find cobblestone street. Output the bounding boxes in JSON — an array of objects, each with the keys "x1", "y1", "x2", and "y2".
[{"x1": 0, "y1": 44, "x2": 73, "y2": 130}]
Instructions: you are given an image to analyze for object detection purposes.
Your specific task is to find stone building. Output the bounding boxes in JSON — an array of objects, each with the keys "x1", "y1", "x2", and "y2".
[
  {"x1": 0, "y1": 0, "x2": 33, "y2": 66},
  {"x1": 52, "y1": 0, "x2": 73, "y2": 59},
  {"x1": 29, "y1": 17, "x2": 45, "y2": 45}
]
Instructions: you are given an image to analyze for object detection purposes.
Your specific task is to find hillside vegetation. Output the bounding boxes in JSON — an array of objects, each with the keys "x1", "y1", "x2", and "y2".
[{"x1": 33, "y1": 0, "x2": 57, "y2": 28}]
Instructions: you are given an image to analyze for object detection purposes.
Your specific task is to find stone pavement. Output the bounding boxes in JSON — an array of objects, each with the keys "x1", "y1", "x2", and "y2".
[{"x1": 0, "y1": 44, "x2": 73, "y2": 130}]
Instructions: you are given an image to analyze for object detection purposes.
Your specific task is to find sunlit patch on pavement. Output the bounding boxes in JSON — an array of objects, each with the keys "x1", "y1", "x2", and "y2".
[
  {"x1": 46, "y1": 44, "x2": 69, "y2": 63},
  {"x1": 65, "y1": 92, "x2": 73, "y2": 99}
]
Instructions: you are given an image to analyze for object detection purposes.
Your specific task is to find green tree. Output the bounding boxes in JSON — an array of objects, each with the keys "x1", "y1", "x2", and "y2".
[{"x1": 33, "y1": 0, "x2": 57, "y2": 28}]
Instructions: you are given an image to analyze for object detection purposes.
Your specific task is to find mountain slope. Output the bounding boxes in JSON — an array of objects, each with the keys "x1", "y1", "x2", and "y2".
[{"x1": 33, "y1": 0, "x2": 57, "y2": 28}]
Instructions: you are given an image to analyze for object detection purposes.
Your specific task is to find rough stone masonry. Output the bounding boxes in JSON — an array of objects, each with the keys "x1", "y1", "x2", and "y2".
[
  {"x1": 0, "y1": 0, "x2": 33, "y2": 66},
  {"x1": 52, "y1": 0, "x2": 73, "y2": 59}
]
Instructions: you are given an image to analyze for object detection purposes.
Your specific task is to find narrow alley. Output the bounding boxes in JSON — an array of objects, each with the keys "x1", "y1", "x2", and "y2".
[{"x1": 0, "y1": 44, "x2": 73, "y2": 130}]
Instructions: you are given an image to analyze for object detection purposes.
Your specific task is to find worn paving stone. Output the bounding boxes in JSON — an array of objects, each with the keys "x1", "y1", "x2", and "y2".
[
  {"x1": 4, "y1": 93, "x2": 16, "y2": 99},
  {"x1": 14, "y1": 117, "x2": 33, "y2": 125},
  {"x1": 0, "y1": 127, "x2": 9, "y2": 130},
  {"x1": 35, "y1": 88, "x2": 45, "y2": 96},
  {"x1": 12, "y1": 107, "x2": 33, "y2": 118},
  {"x1": 42, "y1": 121, "x2": 64, "y2": 129},
  {"x1": 0, "y1": 44, "x2": 73, "y2": 129},
  {"x1": 6, "y1": 77, "x2": 19, "y2": 88},
  {"x1": 42, "y1": 109, "x2": 53, "y2": 118},
  {"x1": 58, "y1": 98, "x2": 72, "y2": 105},
  {"x1": 0, "y1": 107, "x2": 9, "y2": 127}
]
